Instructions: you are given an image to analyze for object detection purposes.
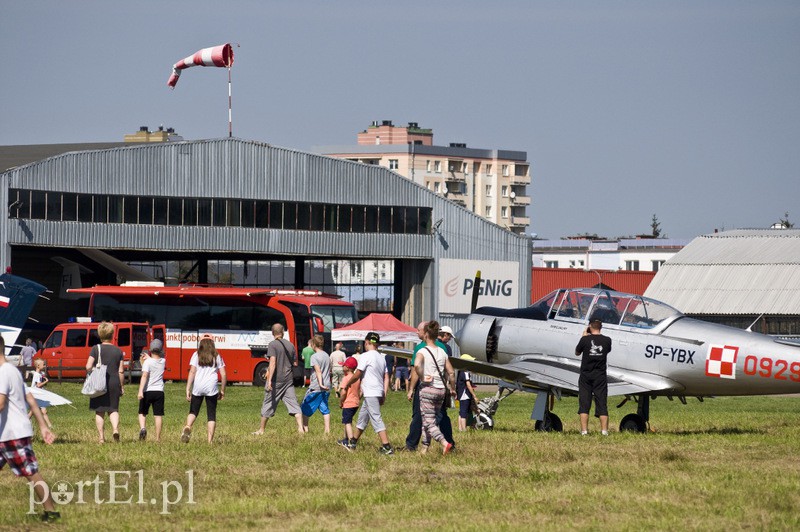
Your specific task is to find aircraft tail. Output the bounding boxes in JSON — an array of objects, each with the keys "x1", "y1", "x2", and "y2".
[{"x1": 0, "y1": 273, "x2": 47, "y2": 347}]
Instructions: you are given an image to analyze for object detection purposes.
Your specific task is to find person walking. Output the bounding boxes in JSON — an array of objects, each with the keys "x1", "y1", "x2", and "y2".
[
  {"x1": 301, "y1": 339, "x2": 314, "y2": 387},
  {"x1": 0, "y1": 336, "x2": 60, "y2": 522},
  {"x1": 344, "y1": 332, "x2": 394, "y2": 454},
  {"x1": 137, "y1": 339, "x2": 166, "y2": 442},
  {"x1": 456, "y1": 355, "x2": 479, "y2": 431},
  {"x1": 330, "y1": 342, "x2": 346, "y2": 393},
  {"x1": 301, "y1": 335, "x2": 332, "y2": 433},
  {"x1": 415, "y1": 321, "x2": 456, "y2": 455},
  {"x1": 575, "y1": 319, "x2": 612, "y2": 435},
  {"x1": 182, "y1": 335, "x2": 226, "y2": 444},
  {"x1": 86, "y1": 322, "x2": 124, "y2": 443},
  {"x1": 253, "y1": 324, "x2": 304, "y2": 435}
]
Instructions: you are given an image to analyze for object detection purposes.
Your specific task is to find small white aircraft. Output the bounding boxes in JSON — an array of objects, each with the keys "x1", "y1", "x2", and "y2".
[{"x1": 453, "y1": 286, "x2": 800, "y2": 432}]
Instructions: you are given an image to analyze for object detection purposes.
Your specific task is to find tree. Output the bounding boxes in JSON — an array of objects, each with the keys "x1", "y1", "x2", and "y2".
[{"x1": 651, "y1": 214, "x2": 662, "y2": 238}]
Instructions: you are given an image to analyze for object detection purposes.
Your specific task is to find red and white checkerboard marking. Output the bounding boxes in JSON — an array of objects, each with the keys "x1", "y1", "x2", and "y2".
[{"x1": 705, "y1": 345, "x2": 739, "y2": 379}]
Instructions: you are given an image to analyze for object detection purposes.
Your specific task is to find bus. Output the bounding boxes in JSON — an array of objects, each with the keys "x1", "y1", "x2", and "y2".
[{"x1": 67, "y1": 283, "x2": 358, "y2": 385}]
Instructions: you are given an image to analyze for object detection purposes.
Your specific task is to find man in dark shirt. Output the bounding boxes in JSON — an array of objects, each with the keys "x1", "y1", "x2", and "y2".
[{"x1": 575, "y1": 319, "x2": 612, "y2": 435}]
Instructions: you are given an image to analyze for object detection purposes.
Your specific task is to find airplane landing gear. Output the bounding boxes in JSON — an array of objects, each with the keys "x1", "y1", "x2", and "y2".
[
  {"x1": 619, "y1": 394, "x2": 650, "y2": 433},
  {"x1": 474, "y1": 387, "x2": 516, "y2": 430},
  {"x1": 534, "y1": 411, "x2": 563, "y2": 432}
]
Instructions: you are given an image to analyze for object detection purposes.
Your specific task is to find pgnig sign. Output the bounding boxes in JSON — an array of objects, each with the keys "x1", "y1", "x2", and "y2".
[
  {"x1": 439, "y1": 259, "x2": 520, "y2": 315},
  {"x1": 29, "y1": 470, "x2": 195, "y2": 515}
]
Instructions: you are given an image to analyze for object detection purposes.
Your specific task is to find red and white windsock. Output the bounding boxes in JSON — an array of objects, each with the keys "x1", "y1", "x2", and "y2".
[{"x1": 167, "y1": 43, "x2": 234, "y2": 89}]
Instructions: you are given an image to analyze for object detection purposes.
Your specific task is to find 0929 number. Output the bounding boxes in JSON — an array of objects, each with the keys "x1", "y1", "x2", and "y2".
[{"x1": 743, "y1": 355, "x2": 800, "y2": 382}]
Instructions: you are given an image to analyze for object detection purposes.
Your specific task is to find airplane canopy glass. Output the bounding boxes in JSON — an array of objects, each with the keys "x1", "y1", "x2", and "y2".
[{"x1": 531, "y1": 288, "x2": 682, "y2": 329}]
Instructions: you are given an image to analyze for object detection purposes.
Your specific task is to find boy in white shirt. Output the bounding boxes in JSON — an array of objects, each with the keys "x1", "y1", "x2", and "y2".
[
  {"x1": 0, "y1": 336, "x2": 59, "y2": 522},
  {"x1": 137, "y1": 339, "x2": 166, "y2": 442}
]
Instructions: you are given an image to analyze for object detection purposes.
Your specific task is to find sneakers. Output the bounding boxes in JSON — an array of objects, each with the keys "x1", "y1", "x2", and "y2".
[
  {"x1": 337, "y1": 438, "x2": 352, "y2": 451},
  {"x1": 41, "y1": 511, "x2": 61, "y2": 523},
  {"x1": 443, "y1": 442, "x2": 454, "y2": 455},
  {"x1": 112, "y1": 432, "x2": 120, "y2": 443},
  {"x1": 379, "y1": 444, "x2": 394, "y2": 455},
  {"x1": 181, "y1": 427, "x2": 191, "y2": 443},
  {"x1": 139, "y1": 428, "x2": 147, "y2": 441},
  {"x1": 601, "y1": 430, "x2": 609, "y2": 436},
  {"x1": 581, "y1": 431, "x2": 588, "y2": 436}
]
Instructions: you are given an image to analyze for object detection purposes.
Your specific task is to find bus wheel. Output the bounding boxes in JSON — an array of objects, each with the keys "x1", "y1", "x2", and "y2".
[{"x1": 253, "y1": 362, "x2": 269, "y2": 387}]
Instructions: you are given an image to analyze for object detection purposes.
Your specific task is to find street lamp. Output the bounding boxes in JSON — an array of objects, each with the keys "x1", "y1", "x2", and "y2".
[{"x1": 585, "y1": 269, "x2": 603, "y2": 288}]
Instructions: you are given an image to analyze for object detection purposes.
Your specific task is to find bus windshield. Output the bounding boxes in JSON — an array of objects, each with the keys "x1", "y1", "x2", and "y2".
[{"x1": 311, "y1": 305, "x2": 358, "y2": 332}]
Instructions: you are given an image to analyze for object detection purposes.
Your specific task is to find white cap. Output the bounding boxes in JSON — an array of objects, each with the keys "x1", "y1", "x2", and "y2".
[{"x1": 440, "y1": 326, "x2": 455, "y2": 338}]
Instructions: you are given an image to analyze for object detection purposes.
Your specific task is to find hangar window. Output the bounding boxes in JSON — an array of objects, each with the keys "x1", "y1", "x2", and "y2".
[
  {"x1": 283, "y1": 202, "x2": 297, "y2": 230},
  {"x1": 94, "y1": 196, "x2": 108, "y2": 223},
  {"x1": 198, "y1": 198, "x2": 213, "y2": 226},
  {"x1": 108, "y1": 196, "x2": 123, "y2": 224},
  {"x1": 46, "y1": 192, "x2": 61, "y2": 221},
  {"x1": 78, "y1": 195, "x2": 92, "y2": 223},
  {"x1": 153, "y1": 198, "x2": 167, "y2": 225},
  {"x1": 62, "y1": 193, "x2": 78, "y2": 222},
  {"x1": 123, "y1": 197, "x2": 138, "y2": 224},
  {"x1": 168, "y1": 198, "x2": 182, "y2": 226},
  {"x1": 226, "y1": 200, "x2": 240, "y2": 227},
  {"x1": 139, "y1": 197, "x2": 153, "y2": 225},
  {"x1": 240, "y1": 200, "x2": 254, "y2": 228},
  {"x1": 183, "y1": 199, "x2": 198, "y2": 226}
]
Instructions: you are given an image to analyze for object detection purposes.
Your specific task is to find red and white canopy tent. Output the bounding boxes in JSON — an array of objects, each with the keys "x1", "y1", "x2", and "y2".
[{"x1": 331, "y1": 313, "x2": 419, "y2": 343}]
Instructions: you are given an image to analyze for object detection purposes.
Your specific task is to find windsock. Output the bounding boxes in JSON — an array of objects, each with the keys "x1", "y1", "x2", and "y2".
[{"x1": 167, "y1": 43, "x2": 234, "y2": 89}]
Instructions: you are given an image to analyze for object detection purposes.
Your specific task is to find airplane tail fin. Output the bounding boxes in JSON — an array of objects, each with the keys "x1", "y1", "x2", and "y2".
[{"x1": 0, "y1": 273, "x2": 48, "y2": 347}]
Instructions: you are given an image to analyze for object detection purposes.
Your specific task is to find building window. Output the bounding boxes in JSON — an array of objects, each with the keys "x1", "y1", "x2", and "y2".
[
  {"x1": 434, "y1": 182, "x2": 441, "y2": 194},
  {"x1": 485, "y1": 185, "x2": 492, "y2": 197},
  {"x1": 501, "y1": 186, "x2": 508, "y2": 197},
  {"x1": 501, "y1": 206, "x2": 508, "y2": 219},
  {"x1": 486, "y1": 164, "x2": 492, "y2": 176},
  {"x1": 485, "y1": 206, "x2": 492, "y2": 217},
  {"x1": 426, "y1": 160, "x2": 431, "y2": 172},
  {"x1": 625, "y1": 260, "x2": 640, "y2": 271},
  {"x1": 434, "y1": 161, "x2": 442, "y2": 173},
  {"x1": 502, "y1": 164, "x2": 509, "y2": 177},
  {"x1": 388, "y1": 159, "x2": 399, "y2": 170},
  {"x1": 568, "y1": 260, "x2": 585, "y2": 268},
  {"x1": 545, "y1": 261, "x2": 559, "y2": 268},
  {"x1": 426, "y1": 181, "x2": 431, "y2": 190},
  {"x1": 652, "y1": 260, "x2": 665, "y2": 272}
]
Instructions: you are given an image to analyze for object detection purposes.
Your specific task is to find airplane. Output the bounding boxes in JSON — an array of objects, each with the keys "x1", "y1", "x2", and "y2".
[
  {"x1": 0, "y1": 272, "x2": 48, "y2": 354},
  {"x1": 452, "y1": 286, "x2": 800, "y2": 433}
]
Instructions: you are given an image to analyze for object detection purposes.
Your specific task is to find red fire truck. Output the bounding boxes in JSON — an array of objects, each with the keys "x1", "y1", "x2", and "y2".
[{"x1": 66, "y1": 284, "x2": 358, "y2": 385}]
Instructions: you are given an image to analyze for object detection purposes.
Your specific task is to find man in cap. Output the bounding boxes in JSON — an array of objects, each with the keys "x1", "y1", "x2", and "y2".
[
  {"x1": 575, "y1": 319, "x2": 612, "y2": 435},
  {"x1": 344, "y1": 332, "x2": 394, "y2": 454}
]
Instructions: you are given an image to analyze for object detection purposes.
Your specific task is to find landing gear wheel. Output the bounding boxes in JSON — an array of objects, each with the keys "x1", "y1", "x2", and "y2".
[
  {"x1": 619, "y1": 413, "x2": 647, "y2": 433},
  {"x1": 535, "y1": 412, "x2": 563, "y2": 432},
  {"x1": 253, "y1": 362, "x2": 269, "y2": 387},
  {"x1": 474, "y1": 413, "x2": 494, "y2": 430}
]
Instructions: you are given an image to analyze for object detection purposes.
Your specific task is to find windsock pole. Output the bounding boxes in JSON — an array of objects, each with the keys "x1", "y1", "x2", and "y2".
[{"x1": 228, "y1": 66, "x2": 233, "y2": 138}]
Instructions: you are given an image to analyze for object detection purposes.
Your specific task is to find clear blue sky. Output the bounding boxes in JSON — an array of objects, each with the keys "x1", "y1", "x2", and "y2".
[{"x1": 2, "y1": 1, "x2": 798, "y2": 240}]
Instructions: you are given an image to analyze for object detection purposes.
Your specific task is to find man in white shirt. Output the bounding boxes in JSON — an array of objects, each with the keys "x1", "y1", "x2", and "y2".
[
  {"x1": 344, "y1": 332, "x2": 394, "y2": 454},
  {"x1": 0, "y1": 336, "x2": 59, "y2": 522},
  {"x1": 329, "y1": 342, "x2": 347, "y2": 393}
]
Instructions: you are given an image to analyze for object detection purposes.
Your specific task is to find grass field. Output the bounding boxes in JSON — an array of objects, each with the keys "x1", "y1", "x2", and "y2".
[{"x1": 1, "y1": 382, "x2": 799, "y2": 531}]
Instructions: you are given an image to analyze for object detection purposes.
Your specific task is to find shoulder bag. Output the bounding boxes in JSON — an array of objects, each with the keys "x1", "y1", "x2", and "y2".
[
  {"x1": 81, "y1": 344, "x2": 108, "y2": 397},
  {"x1": 425, "y1": 346, "x2": 453, "y2": 407}
]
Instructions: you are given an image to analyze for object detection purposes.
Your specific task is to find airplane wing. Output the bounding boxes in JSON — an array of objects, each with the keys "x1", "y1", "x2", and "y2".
[{"x1": 450, "y1": 355, "x2": 683, "y2": 396}]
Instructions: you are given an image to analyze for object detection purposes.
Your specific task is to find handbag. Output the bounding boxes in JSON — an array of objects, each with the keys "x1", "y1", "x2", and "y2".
[{"x1": 81, "y1": 344, "x2": 108, "y2": 398}]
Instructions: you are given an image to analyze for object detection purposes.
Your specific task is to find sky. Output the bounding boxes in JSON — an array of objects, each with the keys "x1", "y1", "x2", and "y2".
[{"x1": 2, "y1": 1, "x2": 799, "y2": 240}]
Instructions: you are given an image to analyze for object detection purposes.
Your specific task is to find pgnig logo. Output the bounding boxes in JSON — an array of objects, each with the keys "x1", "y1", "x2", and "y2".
[{"x1": 29, "y1": 470, "x2": 195, "y2": 515}]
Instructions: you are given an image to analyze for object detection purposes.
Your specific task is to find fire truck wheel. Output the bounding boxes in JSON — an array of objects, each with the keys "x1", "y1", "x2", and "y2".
[{"x1": 253, "y1": 362, "x2": 269, "y2": 387}]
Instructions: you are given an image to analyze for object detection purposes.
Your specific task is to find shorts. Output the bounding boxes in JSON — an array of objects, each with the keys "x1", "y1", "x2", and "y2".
[
  {"x1": 356, "y1": 396, "x2": 386, "y2": 433},
  {"x1": 261, "y1": 380, "x2": 301, "y2": 419},
  {"x1": 395, "y1": 367, "x2": 409, "y2": 380},
  {"x1": 578, "y1": 373, "x2": 608, "y2": 417},
  {"x1": 341, "y1": 406, "x2": 358, "y2": 424},
  {"x1": 0, "y1": 437, "x2": 39, "y2": 477},
  {"x1": 138, "y1": 390, "x2": 165, "y2": 416},
  {"x1": 459, "y1": 397, "x2": 473, "y2": 418},
  {"x1": 301, "y1": 391, "x2": 330, "y2": 417},
  {"x1": 189, "y1": 394, "x2": 219, "y2": 422}
]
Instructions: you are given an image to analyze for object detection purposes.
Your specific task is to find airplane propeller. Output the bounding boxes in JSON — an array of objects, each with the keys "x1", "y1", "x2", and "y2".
[{"x1": 470, "y1": 270, "x2": 482, "y2": 313}]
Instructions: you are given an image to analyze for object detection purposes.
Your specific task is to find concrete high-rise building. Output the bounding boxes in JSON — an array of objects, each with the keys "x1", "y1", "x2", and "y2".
[{"x1": 317, "y1": 120, "x2": 531, "y2": 235}]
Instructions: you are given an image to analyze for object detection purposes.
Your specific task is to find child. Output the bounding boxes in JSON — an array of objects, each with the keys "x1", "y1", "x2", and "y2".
[
  {"x1": 182, "y1": 335, "x2": 226, "y2": 444},
  {"x1": 336, "y1": 356, "x2": 361, "y2": 450},
  {"x1": 29, "y1": 359, "x2": 53, "y2": 429},
  {"x1": 0, "y1": 336, "x2": 60, "y2": 522},
  {"x1": 137, "y1": 339, "x2": 166, "y2": 442},
  {"x1": 456, "y1": 355, "x2": 479, "y2": 431},
  {"x1": 300, "y1": 335, "x2": 332, "y2": 433}
]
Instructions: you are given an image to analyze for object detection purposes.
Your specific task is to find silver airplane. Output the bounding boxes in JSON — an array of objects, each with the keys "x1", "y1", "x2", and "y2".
[{"x1": 454, "y1": 287, "x2": 800, "y2": 432}]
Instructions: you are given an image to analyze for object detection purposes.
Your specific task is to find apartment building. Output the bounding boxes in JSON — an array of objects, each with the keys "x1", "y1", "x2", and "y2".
[{"x1": 317, "y1": 120, "x2": 531, "y2": 235}]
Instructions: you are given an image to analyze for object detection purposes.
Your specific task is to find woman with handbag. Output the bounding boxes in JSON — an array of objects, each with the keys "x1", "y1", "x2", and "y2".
[
  {"x1": 85, "y1": 322, "x2": 125, "y2": 443},
  {"x1": 413, "y1": 321, "x2": 456, "y2": 455}
]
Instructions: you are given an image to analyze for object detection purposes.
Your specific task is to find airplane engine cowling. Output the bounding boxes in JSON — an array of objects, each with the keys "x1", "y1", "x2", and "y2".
[{"x1": 456, "y1": 315, "x2": 497, "y2": 363}]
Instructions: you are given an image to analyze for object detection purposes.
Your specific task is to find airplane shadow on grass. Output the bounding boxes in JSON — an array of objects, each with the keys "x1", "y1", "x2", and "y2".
[{"x1": 478, "y1": 426, "x2": 766, "y2": 436}]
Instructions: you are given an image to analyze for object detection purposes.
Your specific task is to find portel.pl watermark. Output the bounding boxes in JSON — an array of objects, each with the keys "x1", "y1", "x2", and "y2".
[{"x1": 29, "y1": 470, "x2": 195, "y2": 515}]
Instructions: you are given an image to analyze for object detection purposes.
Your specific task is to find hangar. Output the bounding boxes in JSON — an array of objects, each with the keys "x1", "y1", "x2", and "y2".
[
  {"x1": 0, "y1": 138, "x2": 530, "y2": 333},
  {"x1": 645, "y1": 229, "x2": 800, "y2": 337}
]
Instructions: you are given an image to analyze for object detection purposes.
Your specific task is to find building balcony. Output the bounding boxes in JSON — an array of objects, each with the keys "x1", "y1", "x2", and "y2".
[
  {"x1": 445, "y1": 171, "x2": 466, "y2": 183},
  {"x1": 511, "y1": 215, "x2": 530, "y2": 226},
  {"x1": 445, "y1": 191, "x2": 467, "y2": 207},
  {"x1": 509, "y1": 175, "x2": 531, "y2": 185},
  {"x1": 510, "y1": 194, "x2": 531, "y2": 206}
]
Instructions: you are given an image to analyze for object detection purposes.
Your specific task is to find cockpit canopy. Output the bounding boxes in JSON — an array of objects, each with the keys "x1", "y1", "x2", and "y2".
[{"x1": 531, "y1": 288, "x2": 682, "y2": 329}]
